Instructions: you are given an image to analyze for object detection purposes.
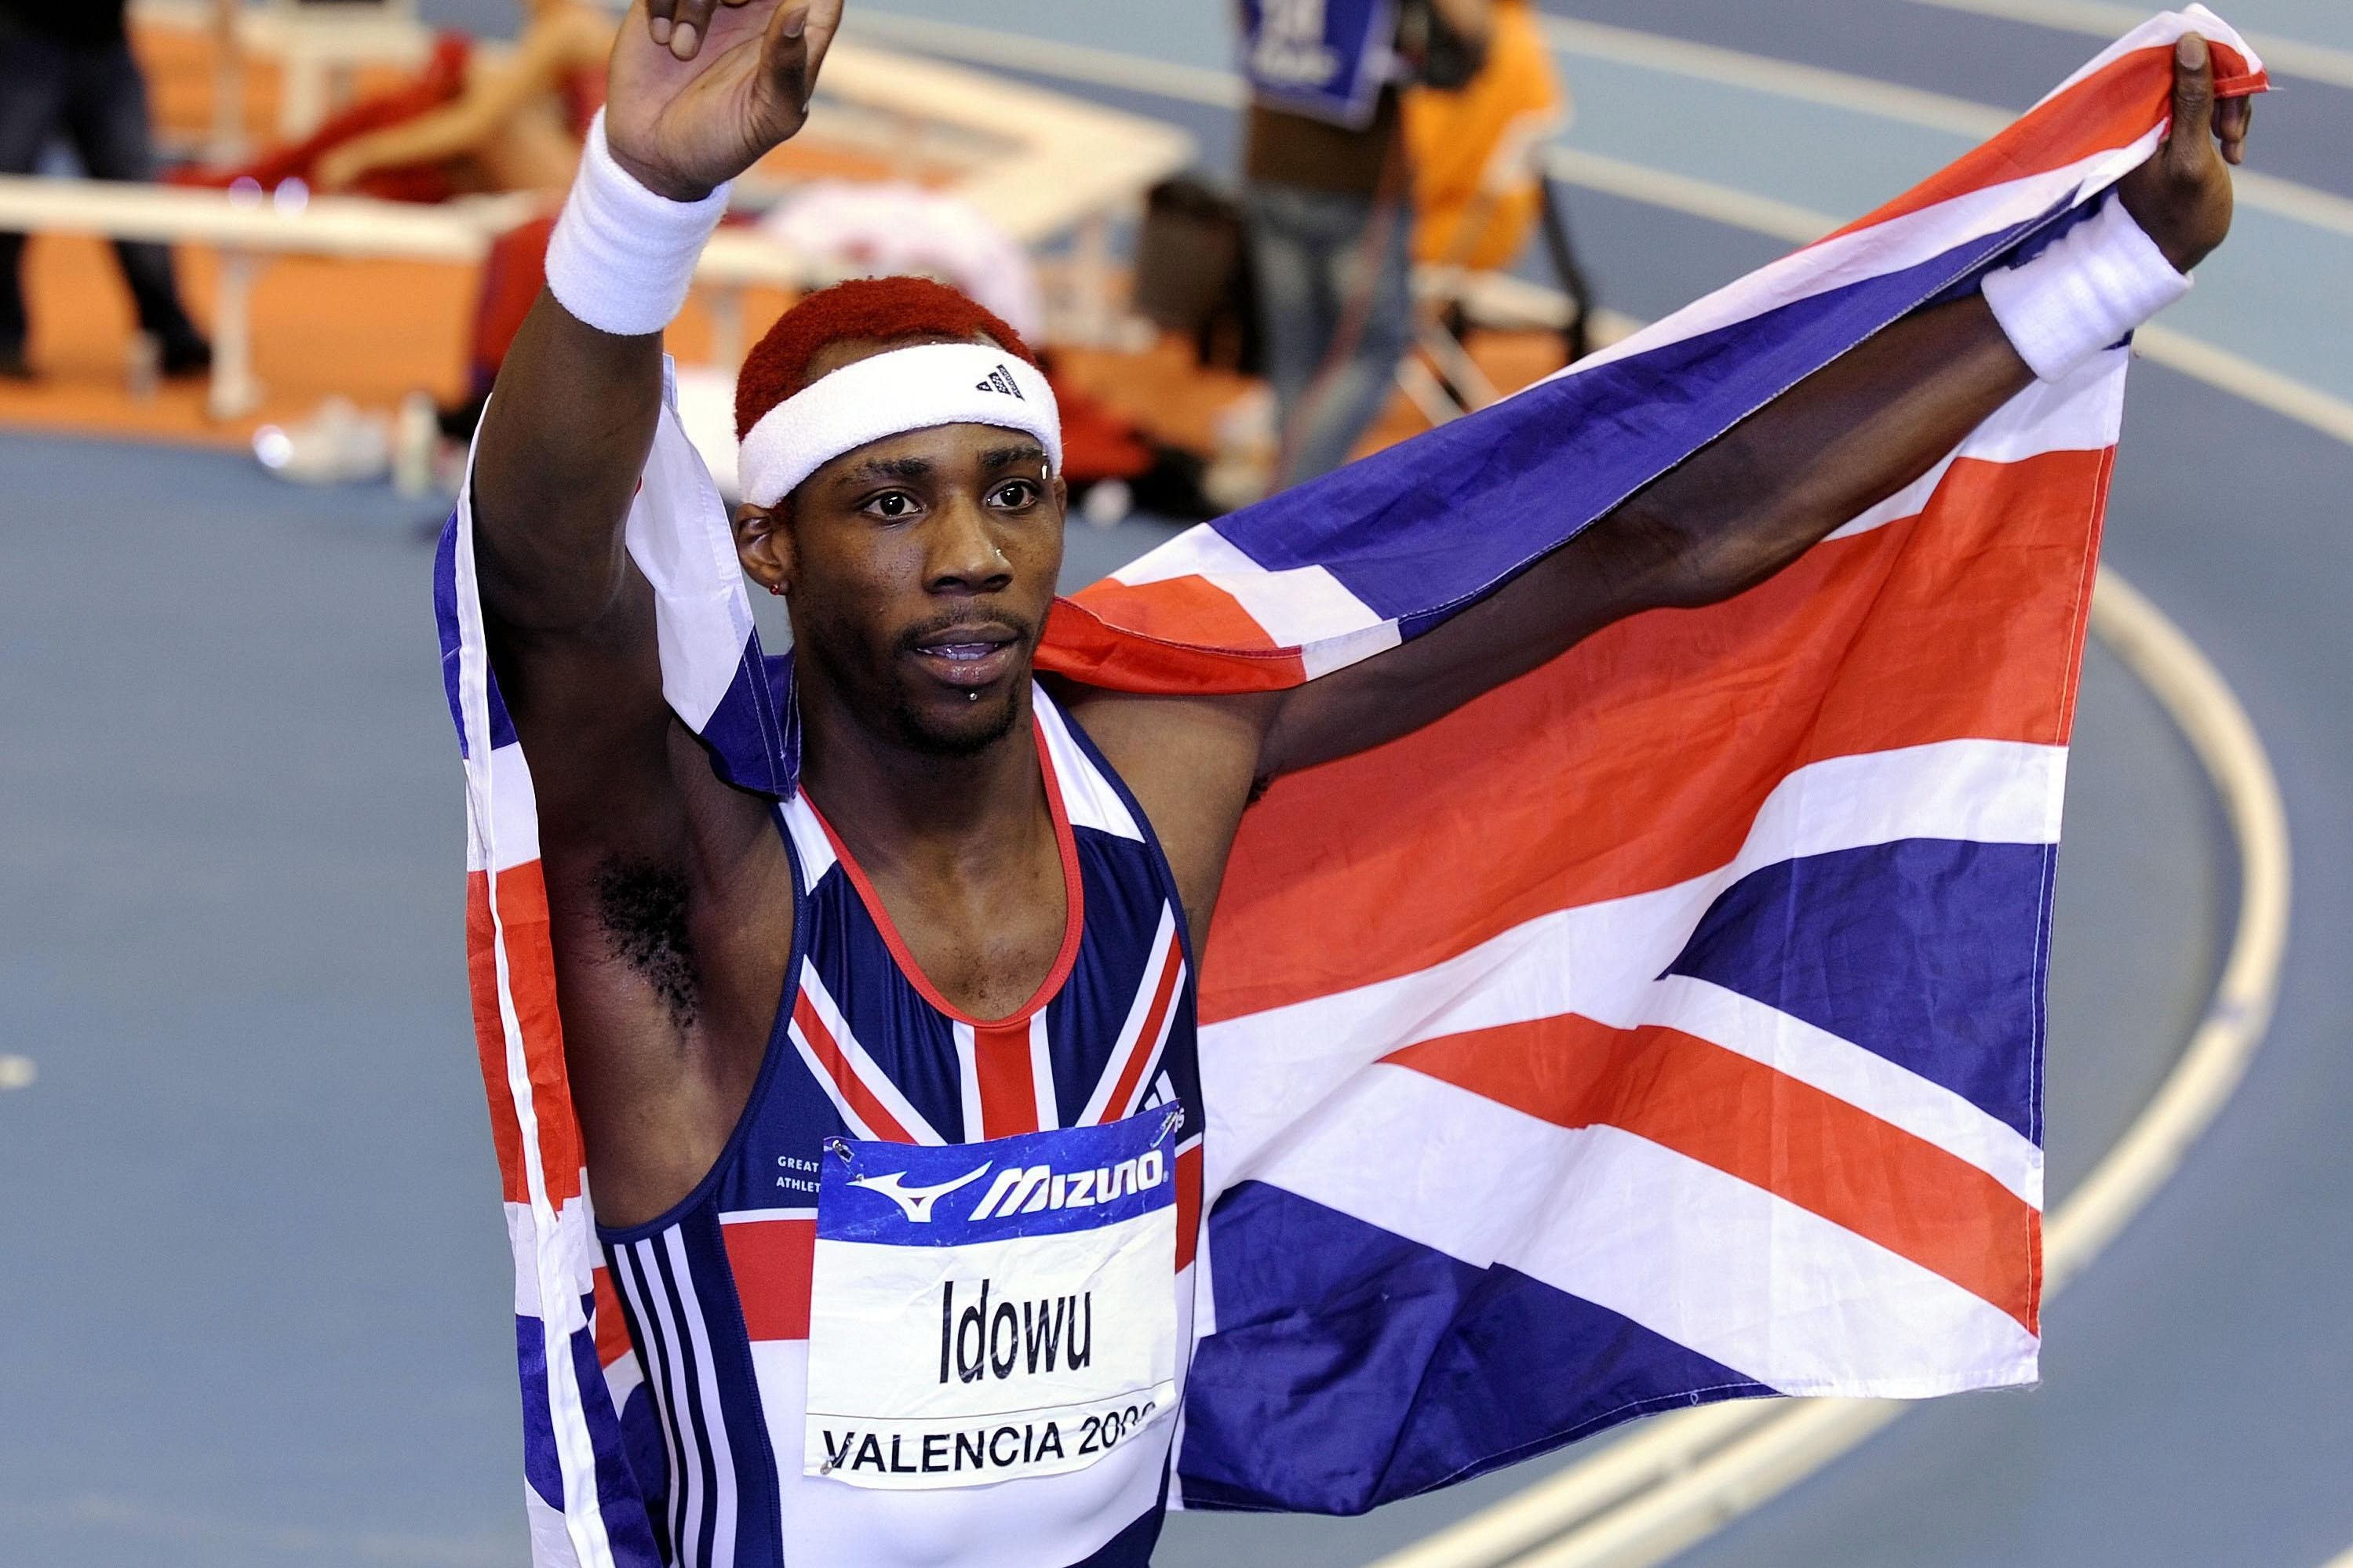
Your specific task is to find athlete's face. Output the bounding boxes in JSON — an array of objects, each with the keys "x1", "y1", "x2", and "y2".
[{"x1": 735, "y1": 340, "x2": 1065, "y2": 755}]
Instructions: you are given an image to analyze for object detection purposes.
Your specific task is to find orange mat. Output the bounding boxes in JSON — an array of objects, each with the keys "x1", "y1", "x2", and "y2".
[
  {"x1": 4, "y1": 18, "x2": 1563, "y2": 462},
  {"x1": 0, "y1": 230, "x2": 803, "y2": 450},
  {"x1": 0, "y1": 222, "x2": 1558, "y2": 464},
  {"x1": 0, "y1": 17, "x2": 1011, "y2": 453}
]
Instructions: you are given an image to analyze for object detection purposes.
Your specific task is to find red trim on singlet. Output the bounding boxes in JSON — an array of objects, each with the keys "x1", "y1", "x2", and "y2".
[
  {"x1": 971, "y1": 1020, "x2": 1044, "y2": 1138},
  {"x1": 792, "y1": 991, "x2": 923, "y2": 1144},
  {"x1": 801, "y1": 718, "x2": 1088, "y2": 1029},
  {"x1": 1175, "y1": 1141, "x2": 1202, "y2": 1272},
  {"x1": 720, "y1": 1217, "x2": 817, "y2": 1342},
  {"x1": 1095, "y1": 939, "x2": 1185, "y2": 1126}
]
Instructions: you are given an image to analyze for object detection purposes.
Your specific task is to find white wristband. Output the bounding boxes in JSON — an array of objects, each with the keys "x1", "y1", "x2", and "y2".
[
  {"x1": 545, "y1": 110, "x2": 730, "y2": 337},
  {"x1": 1981, "y1": 195, "x2": 2191, "y2": 382}
]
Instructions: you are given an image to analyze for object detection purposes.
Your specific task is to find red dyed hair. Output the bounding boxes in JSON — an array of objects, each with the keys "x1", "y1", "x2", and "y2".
[{"x1": 733, "y1": 276, "x2": 1040, "y2": 441}]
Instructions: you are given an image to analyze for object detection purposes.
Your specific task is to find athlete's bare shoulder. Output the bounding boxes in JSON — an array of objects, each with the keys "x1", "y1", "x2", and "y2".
[{"x1": 1051, "y1": 684, "x2": 1276, "y2": 955}]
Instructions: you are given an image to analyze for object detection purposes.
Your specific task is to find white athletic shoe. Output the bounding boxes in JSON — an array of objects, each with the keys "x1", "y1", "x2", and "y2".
[{"x1": 253, "y1": 396, "x2": 392, "y2": 486}]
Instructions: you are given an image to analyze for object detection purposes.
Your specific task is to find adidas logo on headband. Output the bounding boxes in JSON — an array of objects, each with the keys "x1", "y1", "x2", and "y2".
[{"x1": 735, "y1": 343, "x2": 1063, "y2": 510}]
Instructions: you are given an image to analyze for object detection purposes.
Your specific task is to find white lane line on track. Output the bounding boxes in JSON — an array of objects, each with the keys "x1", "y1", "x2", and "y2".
[
  {"x1": 0, "y1": 1055, "x2": 36, "y2": 1090},
  {"x1": 2317, "y1": 1541, "x2": 2353, "y2": 1568},
  {"x1": 852, "y1": 16, "x2": 2353, "y2": 440},
  {"x1": 1539, "y1": 15, "x2": 2353, "y2": 240},
  {"x1": 2133, "y1": 323, "x2": 2353, "y2": 446},
  {"x1": 1896, "y1": 0, "x2": 2353, "y2": 90},
  {"x1": 846, "y1": 11, "x2": 1244, "y2": 107},
  {"x1": 1543, "y1": 145, "x2": 2353, "y2": 448},
  {"x1": 1542, "y1": 14, "x2": 2011, "y2": 136},
  {"x1": 1544, "y1": 147, "x2": 1832, "y2": 246},
  {"x1": 857, "y1": 9, "x2": 2353, "y2": 242}
]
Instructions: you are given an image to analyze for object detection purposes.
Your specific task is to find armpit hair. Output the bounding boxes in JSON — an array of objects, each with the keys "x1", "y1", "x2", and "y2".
[{"x1": 592, "y1": 859, "x2": 699, "y2": 1031}]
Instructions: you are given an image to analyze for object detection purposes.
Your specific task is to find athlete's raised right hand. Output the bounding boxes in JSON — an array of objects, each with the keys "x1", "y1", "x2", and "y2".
[{"x1": 605, "y1": 0, "x2": 843, "y2": 202}]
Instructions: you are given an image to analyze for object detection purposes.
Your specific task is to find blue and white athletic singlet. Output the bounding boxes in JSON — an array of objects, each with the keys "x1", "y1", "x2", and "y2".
[{"x1": 596, "y1": 687, "x2": 1204, "y2": 1568}]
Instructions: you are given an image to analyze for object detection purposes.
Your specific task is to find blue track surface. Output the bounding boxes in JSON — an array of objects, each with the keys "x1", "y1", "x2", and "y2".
[{"x1": 5, "y1": 2, "x2": 2351, "y2": 1565}]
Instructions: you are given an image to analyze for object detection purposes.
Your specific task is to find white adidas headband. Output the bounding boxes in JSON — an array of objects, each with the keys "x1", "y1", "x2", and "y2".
[{"x1": 736, "y1": 341, "x2": 1063, "y2": 510}]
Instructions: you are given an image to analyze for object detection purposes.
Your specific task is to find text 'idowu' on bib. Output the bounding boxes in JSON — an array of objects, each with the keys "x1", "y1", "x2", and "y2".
[{"x1": 803, "y1": 1109, "x2": 1182, "y2": 1490}]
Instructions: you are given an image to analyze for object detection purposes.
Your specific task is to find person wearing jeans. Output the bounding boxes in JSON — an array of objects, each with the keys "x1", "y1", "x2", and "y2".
[
  {"x1": 0, "y1": 0, "x2": 212, "y2": 380},
  {"x1": 1240, "y1": 0, "x2": 1492, "y2": 487},
  {"x1": 1244, "y1": 168, "x2": 1418, "y2": 487}
]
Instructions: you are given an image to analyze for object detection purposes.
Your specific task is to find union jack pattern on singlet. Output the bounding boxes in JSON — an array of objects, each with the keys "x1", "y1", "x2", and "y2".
[{"x1": 594, "y1": 688, "x2": 1204, "y2": 1568}]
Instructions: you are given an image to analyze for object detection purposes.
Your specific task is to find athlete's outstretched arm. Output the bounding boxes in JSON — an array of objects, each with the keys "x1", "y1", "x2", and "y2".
[
  {"x1": 467, "y1": 1, "x2": 843, "y2": 1227},
  {"x1": 1256, "y1": 34, "x2": 2249, "y2": 780},
  {"x1": 471, "y1": 0, "x2": 839, "y2": 817}
]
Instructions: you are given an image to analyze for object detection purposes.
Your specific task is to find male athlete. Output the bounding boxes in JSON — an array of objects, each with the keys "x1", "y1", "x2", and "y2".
[{"x1": 469, "y1": 1, "x2": 2249, "y2": 1562}]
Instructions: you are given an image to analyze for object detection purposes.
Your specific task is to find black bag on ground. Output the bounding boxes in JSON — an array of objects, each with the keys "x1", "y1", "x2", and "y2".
[{"x1": 1131, "y1": 175, "x2": 1263, "y2": 377}]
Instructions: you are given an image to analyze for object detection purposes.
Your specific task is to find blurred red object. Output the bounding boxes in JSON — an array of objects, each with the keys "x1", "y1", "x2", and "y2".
[
  {"x1": 173, "y1": 34, "x2": 473, "y2": 204},
  {"x1": 1052, "y1": 373, "x2": 1153, "y2": 485},
  {"x1": 467, "y1": 213, "x2": 557, "y2": 395}
]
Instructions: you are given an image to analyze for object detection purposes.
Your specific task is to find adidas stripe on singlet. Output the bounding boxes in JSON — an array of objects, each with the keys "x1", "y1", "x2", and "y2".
[{"x1": 593, "y1": 687, "x2": 1204, "y2": 1568}]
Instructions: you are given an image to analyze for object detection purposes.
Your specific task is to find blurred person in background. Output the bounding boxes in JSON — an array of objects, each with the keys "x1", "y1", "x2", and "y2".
[
  {"x1": 1240, "y1": 0, "x2": 1492, "y2": 486},
  {"x1": 0, "y1": 0, "x2": 213, "y2": 380},
  {"x1": 185, "y1": 0, "x2": 616, "y2": 476},
  {"x1": 309, "y1": 0, "x2": 613, "y2": 196},
  {"x1": 284, "y1": 0, "x2": 612, "y2": 448},
  {"x1": 184, "y1": 0, "x2": 613, "y2": 201},
  {"x1": 1402, "y1": 0, "x2": 1583, "y2": 358}
]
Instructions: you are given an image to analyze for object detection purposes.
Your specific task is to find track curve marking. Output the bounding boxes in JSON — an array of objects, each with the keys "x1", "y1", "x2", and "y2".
[
  {"x1": 1893, "y1": 0, "x2": 2353, "y2": 89},
  {"x1": 1538, "y1": 147, "x2": 2353, "y2": 447},
  {"x1": 848, "y1": 10, "x2": 2353, "y2": 449},
  {"x1": 1535, "y1": 15, "x2": 2353, "y2": 238}
]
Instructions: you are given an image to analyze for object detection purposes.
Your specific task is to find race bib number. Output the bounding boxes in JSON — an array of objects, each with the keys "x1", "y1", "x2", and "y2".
[{"x1": 803, "y1": 1110, "x2": 1181, "y2": 1491}]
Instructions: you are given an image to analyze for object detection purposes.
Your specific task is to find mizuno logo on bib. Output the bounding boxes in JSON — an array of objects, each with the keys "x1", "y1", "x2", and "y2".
[{"x1": 803, "y1": 1109, "x2": 1181, "y2": 1490}]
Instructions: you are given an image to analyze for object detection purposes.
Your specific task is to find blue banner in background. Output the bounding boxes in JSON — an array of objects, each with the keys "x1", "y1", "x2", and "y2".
[{"x1": 1239, "y1": 0, "x2": 1399, "y2": 129}]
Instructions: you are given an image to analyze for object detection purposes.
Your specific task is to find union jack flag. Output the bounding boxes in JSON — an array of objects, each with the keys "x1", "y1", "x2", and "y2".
[{"x1": 436, "y1": 9, "x2": 2265, "y2": 1558}]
